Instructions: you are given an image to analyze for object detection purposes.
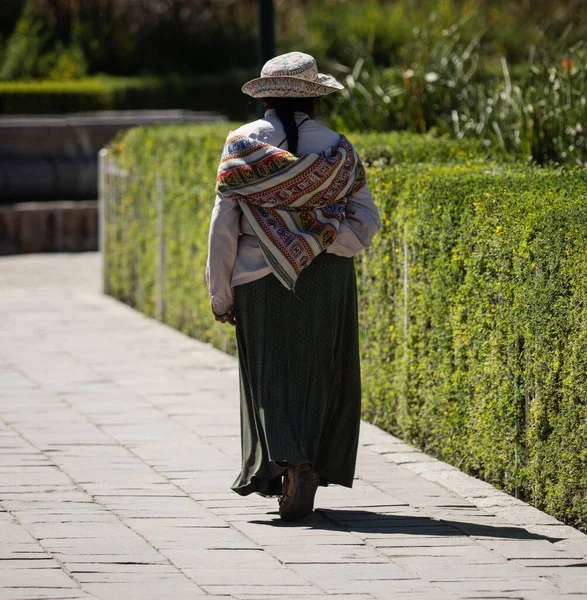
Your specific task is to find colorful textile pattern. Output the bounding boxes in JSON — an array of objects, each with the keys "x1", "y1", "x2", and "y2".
[{"x1": 217, "y1": 132, "x2": 366, "y2": 290}]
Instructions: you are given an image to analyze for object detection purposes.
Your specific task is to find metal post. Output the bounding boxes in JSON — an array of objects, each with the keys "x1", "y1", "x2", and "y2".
[
  {"x1": 259, "y1": 0, "x2": 275, "y2": 69},
  {"x1": 97, "y1": 149, "x2": 109, "y2": 295},
  {"x1": 258, "y1": 0, "x2": 275, "y2": 116},
  {"x1": 156, "y1": 177, "x2": 165, "y2": 322},
  {"x1": 403, "y1": 239, "x2": 409, "y2": 340}
]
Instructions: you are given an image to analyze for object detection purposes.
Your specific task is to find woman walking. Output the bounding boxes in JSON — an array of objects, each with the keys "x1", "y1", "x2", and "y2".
[{"x1": 206, "y1": 52, "x2": 381, "y2": 521}]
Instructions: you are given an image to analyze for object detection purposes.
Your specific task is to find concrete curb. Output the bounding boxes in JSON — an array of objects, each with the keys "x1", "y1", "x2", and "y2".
[{"x1": 359, "y1": 421, "x2": 587, "y2": 550}]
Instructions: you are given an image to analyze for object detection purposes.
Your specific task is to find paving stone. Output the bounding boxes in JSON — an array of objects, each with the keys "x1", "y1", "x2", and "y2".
[
  {"x1": 0, "y1": 568, "x2": 78, "y2": 587},
  {"x1": 121, "y1": 522, "x2": 241, "y2": 542},
  {"x1": 265, "y1": 543, "x2": 388, "y2": 564},
  {"x1": 415, "y1": 561, "x2": 531, "y2": 580},
  {"x1": 70, "y1": 562, "x2": 177, "y2": 572},
  {"x1": 434, "y1": 577, "x2": 561, "y2": 594},
  {"x1": 52, "y1": 553, "x2": 171, "y2": 565},
  {"x1": 160, "y1": 548, "x2": 284, "y2": 569},
  {"x1": 24, "y1": 523, "x2": 144, "y2": 540},
  {"x1": 0, "y1": 591, "x2": 93, "y2": 600},
  {"x1": 233, "y1": 595, "x2": 377, "y2": 600},
  {"x1": 261, "y1": 535, "x2": 366, "y2": 546},
  {"x1": 0, "y1": 522, "x2": 39, "y2": 543},
  {"x1": 550, "y1": 574, "x2": 587, "y2": 594},
  {"x1": 0, "y1": 548, "x2": 50, "y2": 560},
  {"x1": 199, "y1": 586, "x2": 322, "y2": 597},
  {"x1": 40, "y1": 538, "x2": 157, "y2": 553},
  {"x1": 0, "y1": 558, "x2": 59, "y2": 569},
  {"x1": 366, "y1": 535, "x2": 473, "y2": 547},
  {"x1": 72, "y1": 572, "x2": 182, "y2": 584},
  {"x1": 491, "y1": 594, "x2": 573, "y2": 600},
  {"x1": 14, "y1": 512, "x2": 121, "y2": 525},
  {"x1": 490, "y1": 538, "x2": 586, "y2": 559},
  {"x1": 512, "y1": 557, "x2": 587, "y2": 567},
  {"x1": 82, "y1": 581, "x2": 206, "y2": 599},
  {"x1": 289, "y1": 562, "x2": 417, "y2": 591},
  {"x1": 377, "y1": 544, "x2": 501, "y2": 560},
  {"x1": 182, "y1": 567, "x2": 310, "y2": 586}
]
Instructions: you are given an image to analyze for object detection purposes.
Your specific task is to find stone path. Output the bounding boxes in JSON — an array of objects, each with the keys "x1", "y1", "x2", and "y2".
[{"x1": 1, "y1": 252, "x2": 587, "y2": 600}]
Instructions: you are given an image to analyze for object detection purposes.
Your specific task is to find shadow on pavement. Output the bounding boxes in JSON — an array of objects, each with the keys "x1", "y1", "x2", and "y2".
[{"x1": 249, "y1": 508, "x2": 563, "y2": 543}]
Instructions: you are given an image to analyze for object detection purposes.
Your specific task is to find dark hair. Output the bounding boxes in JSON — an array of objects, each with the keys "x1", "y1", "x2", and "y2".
[{"x1": 263, "y1": 97, "x2": 317, "y2": 154}]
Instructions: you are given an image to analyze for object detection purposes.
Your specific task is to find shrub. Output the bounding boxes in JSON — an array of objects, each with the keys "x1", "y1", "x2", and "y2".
[
  {"x1": 1, "y1": 0, "x2": 259, "y2": 79},
  {"x1": 102, "y1": 123, "x2": 237, "y2": 353},
  {"x1": 0, "y1": 73, "x2": 255, "y2": 118},
  {"x1": 101, "y1": 123, "x2": 587, "y2": 532},
  {"x1": 283, "y1": 0, "x2": 586, "y2": 68},
  {"x1": 325, "y1": 31, "x2": 586, "y2": 166},
  {"x1": 0, "y1": 1, "x2": 48, "y2": 81},
  {"x1": 359, "y1": 162, "x2": 587, "y2": 531},
  {"x1": 0, "y1": 77, "x2": 156, "y2": 113}
]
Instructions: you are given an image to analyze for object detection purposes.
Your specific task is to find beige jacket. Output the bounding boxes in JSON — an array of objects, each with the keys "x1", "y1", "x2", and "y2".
[{"x1": 206, "y1": 109, "x2": 381, "y2": 315}]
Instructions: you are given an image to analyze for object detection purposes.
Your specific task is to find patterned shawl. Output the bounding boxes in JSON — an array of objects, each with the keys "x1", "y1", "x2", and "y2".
[{"x1": 216, "y1": 132, "x2": 366, "y2": 290}]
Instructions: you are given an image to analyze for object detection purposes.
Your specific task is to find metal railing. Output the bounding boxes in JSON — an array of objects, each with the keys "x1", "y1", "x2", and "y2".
[{"x1": 98, "y1": 148, "x2": 167, "y2": 321}]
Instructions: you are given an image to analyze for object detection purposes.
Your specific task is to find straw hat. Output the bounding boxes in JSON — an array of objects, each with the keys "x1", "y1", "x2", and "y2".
[{"x1": 242, "y1": 51, "x2": 344, "y2": 98}]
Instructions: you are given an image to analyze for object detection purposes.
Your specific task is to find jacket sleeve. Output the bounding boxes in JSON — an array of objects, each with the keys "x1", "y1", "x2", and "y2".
[
  {"x1": 325, "y1": 181, "x2": 381, "y2": 257},
  {"x1": 205, "y1": 192, "x2": 241, "y2": 315}
]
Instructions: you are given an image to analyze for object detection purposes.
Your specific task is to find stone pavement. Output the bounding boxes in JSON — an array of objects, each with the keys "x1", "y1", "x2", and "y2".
[{"x1": 1, "y1": 252, "x2": 587, "y2": 600}]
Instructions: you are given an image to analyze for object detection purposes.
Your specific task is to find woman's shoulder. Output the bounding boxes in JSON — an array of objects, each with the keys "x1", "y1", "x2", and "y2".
[
  {"x1": 228, "y1": 113, "x2": 341, "y2": 150},
  {"x1": 231, "y1": 115, "x2": 281, "y2": 143},
  {"x1": 304, "y1": 119, "x2": 341, "y2": 143}
]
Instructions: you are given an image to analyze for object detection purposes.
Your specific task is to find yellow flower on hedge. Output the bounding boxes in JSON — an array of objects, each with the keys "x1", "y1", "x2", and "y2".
[{"x1": 496, "y1": 225, "x2": 503, "y2": 234}]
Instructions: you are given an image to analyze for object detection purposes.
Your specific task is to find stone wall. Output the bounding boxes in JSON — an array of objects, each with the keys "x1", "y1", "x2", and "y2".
[
  {"x1": 0, "y1": 201, "x2": 98, "y2": 254},
  {"x1": 0, "y1": 110, "x2": 225, "y2": 202}
]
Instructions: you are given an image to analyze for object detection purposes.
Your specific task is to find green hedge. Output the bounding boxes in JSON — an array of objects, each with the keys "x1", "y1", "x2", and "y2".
[
  {"x1": 361, "y1": 163, "x2": 587, "y2": 532},
  {"x1": 0, "y1": 73, "x2": 254, "y2": 118},
  {"x1": 102, "y1": 123, "x2": 587, "y2": 532},
  {"x1": 0, "y1": 77, "x2": 149, "y2": 113}
]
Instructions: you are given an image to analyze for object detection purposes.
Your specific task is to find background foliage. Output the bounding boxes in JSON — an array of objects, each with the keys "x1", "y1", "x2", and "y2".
[
  {"x1": 102, "y1": 123, "x2": 587, "y2": 532},
  {"x1": 0, "y1": 72, "x2": 254, "y2": 117},
  {"x1": 1, "y1": 0, "x2": 585, "y2": 78},
  {"x1": 324, "y1": 29, "x2": 586, "y2": 166},
  {"x1": 1, "y1": 0, "x2": 584, "y2": 165}
]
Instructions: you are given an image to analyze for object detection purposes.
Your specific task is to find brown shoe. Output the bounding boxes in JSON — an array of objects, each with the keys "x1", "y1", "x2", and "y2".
[{"x1": 278, "y1": 464, "x2": 319, "y2": 522}]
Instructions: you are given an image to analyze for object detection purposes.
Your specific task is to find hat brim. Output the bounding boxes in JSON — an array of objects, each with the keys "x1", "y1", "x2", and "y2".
[{"x1": 241, "y1": 73, "x2": 344, "y2": 98}]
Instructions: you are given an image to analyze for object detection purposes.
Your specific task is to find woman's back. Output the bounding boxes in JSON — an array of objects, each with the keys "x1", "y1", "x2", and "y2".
[
  {"x1": 208, "y1": 106, "x2": 380, "y2": 304},
  {"x1": 231, "y1": 109, "x2": 343, "y2": 241}
]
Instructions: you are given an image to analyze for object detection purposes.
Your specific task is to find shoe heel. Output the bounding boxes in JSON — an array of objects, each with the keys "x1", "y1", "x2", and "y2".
[{"x1": 279, "y1": 469, "x2": 319, "y2": 522}]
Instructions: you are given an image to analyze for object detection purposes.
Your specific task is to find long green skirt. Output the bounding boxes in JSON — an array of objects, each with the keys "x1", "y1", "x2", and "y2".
[{"x1": 230, "y1": 251, "x2": 362, "y2": 497}]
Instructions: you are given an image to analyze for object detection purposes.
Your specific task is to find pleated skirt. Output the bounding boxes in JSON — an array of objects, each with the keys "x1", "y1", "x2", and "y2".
[{"x1": 230, "y1": 251, "x2": 362, "y2": 497}]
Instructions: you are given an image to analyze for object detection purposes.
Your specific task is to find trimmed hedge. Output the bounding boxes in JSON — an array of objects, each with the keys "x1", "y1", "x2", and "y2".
[
  {"x1": 0, "y1": 73, "x2": 255, "y2": 118},
  {"x1": 102, "y1": 123, "x2": 587, "y2": 532},
  {"x1": 103, "y1": 124, "x2": 237, "y2": 353},
  {"x1": 361, "y1": 163, "x2": 587, "y2": 532},
  {"x1": 0, "y1": 77, "x2": 150, "y2": 113}
]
